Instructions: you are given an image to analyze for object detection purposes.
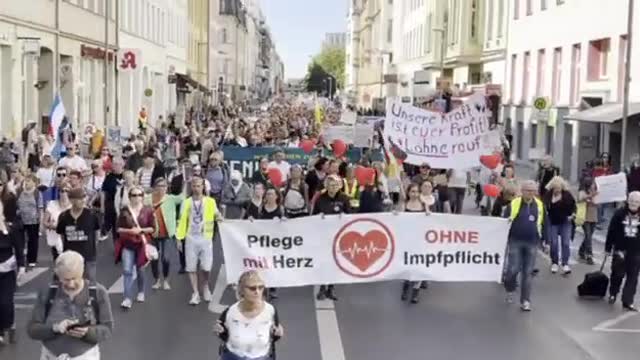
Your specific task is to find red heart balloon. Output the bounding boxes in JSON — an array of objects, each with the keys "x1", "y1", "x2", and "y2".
[
  {"x1": 480, "y1": 154, "x2": 502, "y2": 170},
  {"x1": 354, "y1": 166, "x2": 374, "y2": 185},
  {"x1": 299, "y1": 139, "x2": 315, "y2": 154},
  {"x1": 267, "y1": 168, "x2": 284, "y2": 187},
  {"x1": 483, "y1": 184, "x2": 501, "y2": 198},
  {"x1": 332, "y1": 139, "x2": 347, "y2": 157}
]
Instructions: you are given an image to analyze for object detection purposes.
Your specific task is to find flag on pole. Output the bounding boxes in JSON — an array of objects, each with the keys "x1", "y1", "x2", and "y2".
[{"x1": 49, "y1": 94, "x2": 67, "y2": 159}]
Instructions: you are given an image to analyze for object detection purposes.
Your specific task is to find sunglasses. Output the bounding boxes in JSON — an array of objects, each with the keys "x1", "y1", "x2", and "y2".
[
  {"x1": 60, "y1": 189, "x2": 70, "y2": 193},
  {"x1": 129, "y1": 193, "x2": 144, "y2": 197},
  {"x1": 245, "y1": 285, "x2": 265, "y2": 292},
  {"x1": 57, "y1": 173, "x2": 67, "y2": 177}
]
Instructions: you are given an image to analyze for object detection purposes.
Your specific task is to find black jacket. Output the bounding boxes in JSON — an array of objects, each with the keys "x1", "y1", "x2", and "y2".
[
  {"x1": 606, "y1": 207, "x2": 640, "y2": 255},
  {"x1": 312, "y1": 192, "x2": 351, "y2": 215}
]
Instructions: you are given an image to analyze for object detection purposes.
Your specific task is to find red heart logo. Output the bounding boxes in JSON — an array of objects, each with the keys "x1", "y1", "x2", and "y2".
[{"x1": 338, "y1": 230, "x2": 389, "y2": 272}]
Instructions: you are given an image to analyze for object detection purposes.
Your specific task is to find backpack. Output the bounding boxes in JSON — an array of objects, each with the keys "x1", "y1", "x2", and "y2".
[
  {"x1": 44, "y1": 284, "x2": 100, "y2": 321},
  {"x1": 217, "y1": 304, "x2": 281, "y2": 359}
]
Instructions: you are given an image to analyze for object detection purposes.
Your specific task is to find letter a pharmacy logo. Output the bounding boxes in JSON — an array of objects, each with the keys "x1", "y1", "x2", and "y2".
[{"x1": 332, "y1": 218, "x2": 395, "y2": 278}]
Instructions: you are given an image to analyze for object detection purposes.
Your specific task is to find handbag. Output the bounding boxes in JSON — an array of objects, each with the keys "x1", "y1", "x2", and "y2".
[
  {"x1": 575, "y1": 202, "x2": 587, "y2": 226},
  {"x1": 127, "y1": 206, "x2": 159, "y2": 264}
]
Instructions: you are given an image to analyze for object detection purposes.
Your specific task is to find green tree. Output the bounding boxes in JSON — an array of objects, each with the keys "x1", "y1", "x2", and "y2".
[
  {"x1": 304, "y1": 62, "x2": 335, "y2": 95},
  {"x1": 307, "y1": 46, "x2": 345, "y2": 89}
]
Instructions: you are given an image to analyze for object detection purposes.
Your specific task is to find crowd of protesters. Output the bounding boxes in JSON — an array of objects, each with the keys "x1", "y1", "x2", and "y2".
[{"x1": 0, "y1": 93, "x2": 638, "y2": 359}]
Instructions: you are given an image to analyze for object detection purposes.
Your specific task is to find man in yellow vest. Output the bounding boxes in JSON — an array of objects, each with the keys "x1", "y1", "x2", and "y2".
[
  {"x1": 503, "y1": 180, "x2": 544, "y2": 312},
  {"x1": 176, "y1": 176, "x2": 218, "y2": 305}
]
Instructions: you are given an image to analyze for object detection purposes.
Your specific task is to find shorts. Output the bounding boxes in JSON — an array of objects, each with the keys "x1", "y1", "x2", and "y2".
[{"x1": 185, "y1": 235, "x2": 213, "y2": 272}]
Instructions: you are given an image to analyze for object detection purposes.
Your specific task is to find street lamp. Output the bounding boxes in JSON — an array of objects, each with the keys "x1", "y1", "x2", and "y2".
[
  {"x1": 620, "y1": 0, "x2": 635, "y2": 166},
  {"x1": 323, "y1": 77, "x2": 333, "y2": 99},
  {"x1": 367, "y1": 49, "x2": 392, "y2": 110}
]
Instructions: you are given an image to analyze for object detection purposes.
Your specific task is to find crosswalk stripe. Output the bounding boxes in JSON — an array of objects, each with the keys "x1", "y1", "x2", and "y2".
[
  {"x1": 18, "y1": 267, "x2": 49, "y2": 287},
  {"x1": 107, "y1": 276, "x2": 124, "y2": 294}
]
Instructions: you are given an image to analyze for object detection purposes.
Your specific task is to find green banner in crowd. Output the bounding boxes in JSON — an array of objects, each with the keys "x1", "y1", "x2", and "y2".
[{"x1": 222, "y1": 146, "x2": 382, "y2": 179}]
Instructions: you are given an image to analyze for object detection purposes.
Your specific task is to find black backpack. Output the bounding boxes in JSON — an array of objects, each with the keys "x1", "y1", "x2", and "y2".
[
  {"x1": 217, "y1": 305, "x2": 281, "y2": 359},
  {"x1": 44, "y1": 284, "x2": 100, "y2": 321}
]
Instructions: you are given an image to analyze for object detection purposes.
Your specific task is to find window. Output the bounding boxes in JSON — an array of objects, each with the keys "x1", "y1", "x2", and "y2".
[
  {"x1": 514, "y1": 0, "x2": 519, "y2": 20},
  {"x1": 221, "y1": 28, "x2": 228, "y2": 44},
  {"x1": 510, "y1": 54, "x2": 517, "y2": 102},
  {"x1": 426, "y1": 13, "x2": 432, "y2": 52},
  {"x1": 570, "y1": 44, "x2": 582, "y2": 105},
  {"x1": 523, "y1": 51, "x2": 530, "y2": 103},
  {"x1": 526, "y1": 0, "x2": 532, "y2": 15},
  {"x1": 452, "y1": 0, "x2": 459, "y2": 44},
  {"x1": 498, "y1": 0, "x2": 504, "y2": 37},
  {"x1": 470, "y1": 0, "x2": 479, "y2": 42},
  {"x1": 96, "y1": 0, "x2": 104, "y2": 15},
  {"x1": 86, "y1": 0, "x2": 95, "y2": 12},
  {"x1": 536, "y1": 49, "x2": 545, "y2": 96},
  {"x1": 487, "y1": 0, "x2": 494, "y2": 41},
  {"x1": 530, "y1": 123, "x2": 538, "y2": 148},
  {"x1": 387, "y1": 19, "x2": 393, "y2": 43},
  {"x1": 541, "y1": 0, "x2": 547, "y2": 10},
  {"x1": 557, "y1": 0, "x2": 565, "y2": 4},
  {"x1": 587, "y1": 38, "x2": 610, "y2": 80},
  {"x1": 551, "y1": 47, "x2": 562, "y2": 103}
]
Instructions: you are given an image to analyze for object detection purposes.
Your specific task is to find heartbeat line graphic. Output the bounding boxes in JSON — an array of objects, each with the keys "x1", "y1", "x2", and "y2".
[{"x1": 339, "y1": 242, "x2": 389, "y2": 259}]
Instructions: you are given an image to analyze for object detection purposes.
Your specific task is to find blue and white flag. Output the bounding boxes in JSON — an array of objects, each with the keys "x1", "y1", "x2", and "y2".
[{"x1": 48, "y1": 94, "x2": 67, "y2": 159}]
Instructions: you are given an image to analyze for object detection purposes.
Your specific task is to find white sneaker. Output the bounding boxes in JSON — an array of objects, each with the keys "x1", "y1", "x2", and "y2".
[
  {"x1": 506, "y1": 292, "x2": 515, "y2": 304},
  {"x1": 550, "y1": 264, "x2": 559, "y2": 273},
  {"x1": 163, "y1": 280, "x2": 171, "y2": 290},
  {"x1": 152, "y1": 280, "x2": 162, "y2": 290},
  {"x1": 521, "y1": 301, "x2": 532, "y2": 312},
  {"x1": 202, "y1": 287, "x2": 212, "y2": 302},
  {"x1": 136, "y1": 293, "x2": 145, "y2": 303},
  {"x1": 562, "y1": 265, "x2": 572, "y2": 274},
  {"x1": 189, "y1": 293, "x2": 201, "y2": 305},
  {"x1": 120, "y1": 299, "x2": 132, "y2": 309}
]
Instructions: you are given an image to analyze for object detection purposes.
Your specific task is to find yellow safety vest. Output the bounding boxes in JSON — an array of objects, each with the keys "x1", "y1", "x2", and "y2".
[
  {"x1": 343, "y1": 178, "x2": 360, "y2": 208},
  {"x1": 509, "y1": 197, "x2": 544, "y2": 236},
  {"x1": 176, "y1": 197, "x2": 217, "y2": 241}
]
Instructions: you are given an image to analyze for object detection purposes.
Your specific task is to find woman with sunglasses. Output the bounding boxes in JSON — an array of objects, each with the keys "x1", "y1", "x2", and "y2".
[
  {"x1": 43, "y1": 181, "x2": 71, "y2": 261},
  {"x1": 115, "y1": 186, "x2": 155, "y2": 309},
  {"x1": 214, "y1": 270, "x2": 284, "y2": 360}
]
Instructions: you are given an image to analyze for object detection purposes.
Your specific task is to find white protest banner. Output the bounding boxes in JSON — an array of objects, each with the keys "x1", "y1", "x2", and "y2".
[
  {"x1": 220, "y1": 213, "x2": 509, "y2": 287},
  {"x1": 323, "y1": 125, "x2": 355, "y2": 144},
  {"x1": 354, "y1": 123, "x2": 375, "y2": 147},
  {"x1": 594, "y1": 172, "x2": 627, "y2": 204},
  {"x1": 339, "y1": 110, "x2": 357, "y2": 125},
  {"x1": 383, "y1": 93, "x2": 495, "y2": 169}
]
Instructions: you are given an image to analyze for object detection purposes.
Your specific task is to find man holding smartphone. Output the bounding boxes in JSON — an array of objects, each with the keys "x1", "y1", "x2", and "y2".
[{"x1": 27, "y1": 250, "x2": 113, "y2": 359}]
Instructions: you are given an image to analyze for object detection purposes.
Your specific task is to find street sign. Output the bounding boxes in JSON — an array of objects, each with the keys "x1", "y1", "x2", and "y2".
[{"x1": 532, "y1": 96, "x2": 551, "y2": 122}]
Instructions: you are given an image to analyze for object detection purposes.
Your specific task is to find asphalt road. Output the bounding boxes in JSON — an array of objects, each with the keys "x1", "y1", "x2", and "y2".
[{"x1": 2, "y1": 196, "x2": 639, "y2": 360}]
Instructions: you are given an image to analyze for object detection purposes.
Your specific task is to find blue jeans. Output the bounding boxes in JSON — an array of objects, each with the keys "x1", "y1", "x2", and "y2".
[
  {"x1": 504, "y1": 241, "x2": 537, "y2": 303},
  {"x1": 122, "y1": 248, "x2": 144, "y2": 301},
  {"x1": 220, "y1": 350, "x2": 271, "y2": 360},
  {"x1": 549, "y1": 221, "x2": 572, "y2": 266}
]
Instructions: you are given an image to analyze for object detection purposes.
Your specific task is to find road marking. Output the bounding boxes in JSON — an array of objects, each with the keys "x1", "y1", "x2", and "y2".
[
  {"x1": 15, "y1": 304, "x2": 35, "y2": 310},
  {"x1": 208, "y1": 266, "x2": 229, "y2": 314},
  {"x1": 14, "y1": 292, "x2": 38, "y2": 300},
  {"x1": 314, "y1": 286, "x2": 345, "y2": 360},
  {"x1": 107, "y1": 276, "x2": 124, "y2": 294},
  {"x1": 18, "y1": 267, "x2": 49, "y2": 287},
  {"x1": 593, "y1": 312, "x2": 640, "y2": 333}
]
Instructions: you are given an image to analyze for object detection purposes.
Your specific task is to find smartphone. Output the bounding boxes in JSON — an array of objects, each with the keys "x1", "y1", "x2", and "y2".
[{"x1": 67, "y1": 321, "x2": 91, "y2": 330}]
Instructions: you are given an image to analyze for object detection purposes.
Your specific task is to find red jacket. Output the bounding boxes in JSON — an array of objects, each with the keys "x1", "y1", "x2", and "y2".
[{"x1": 114, "y1": 206, "x2": 156, "y2": 267}]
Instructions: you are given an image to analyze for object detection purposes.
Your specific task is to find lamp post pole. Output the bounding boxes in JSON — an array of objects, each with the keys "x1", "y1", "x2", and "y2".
[{"x1": 620, "y1": 0, "x2": 634, "y2": 166}]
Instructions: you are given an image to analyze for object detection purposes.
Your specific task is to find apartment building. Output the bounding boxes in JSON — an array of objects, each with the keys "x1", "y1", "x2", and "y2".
[
  {"x1": 504, "y1": 0, "x2": 639, "y2": 181},
  {"x1": 0, "y1": 0, "x2": 118, "y2": 137},
  {"x1": 347, "y1": 0, "x2": 394, "y2": 110}
]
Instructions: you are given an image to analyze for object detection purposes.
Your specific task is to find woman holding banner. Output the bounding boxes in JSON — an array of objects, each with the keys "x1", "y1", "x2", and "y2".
[
  {"x1": 400, "y1": 183, "x2": 431, "y2": 304},
  {"x1": 254, "y1": 187, "x2": 284, "y2": 300}
]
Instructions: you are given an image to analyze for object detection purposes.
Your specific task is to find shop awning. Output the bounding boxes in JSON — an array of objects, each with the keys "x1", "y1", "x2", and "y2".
[
  {"x1": 564, "y1": 102, "x2": 640, "y2": 123},
  {"x1": 175, "y1": 74, "x2": 212, "y2": 96}
]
